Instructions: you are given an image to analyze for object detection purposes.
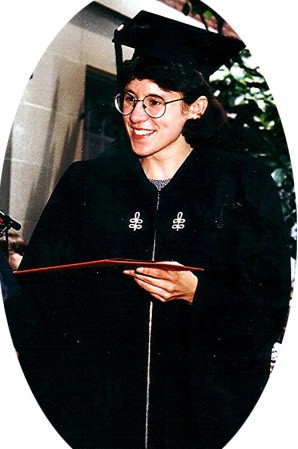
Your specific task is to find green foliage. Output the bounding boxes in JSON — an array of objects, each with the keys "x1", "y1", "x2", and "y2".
[{"x1": 210, "y1": 48, "x2": 296, "y2": 255}]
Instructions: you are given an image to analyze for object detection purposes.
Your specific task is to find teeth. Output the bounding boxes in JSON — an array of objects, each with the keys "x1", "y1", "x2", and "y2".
[{"x1": 133, "y1": 129, "x2": 153, "y2": 136}]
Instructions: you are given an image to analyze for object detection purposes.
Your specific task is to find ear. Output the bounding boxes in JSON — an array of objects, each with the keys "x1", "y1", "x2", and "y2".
[{"x1": 187, "y1": 96, "x2": 208, "y2": 120}]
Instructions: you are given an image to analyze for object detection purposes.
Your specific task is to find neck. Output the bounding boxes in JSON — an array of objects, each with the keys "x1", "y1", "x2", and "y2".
[{"x1": 140, "y1": 145, "x2": 193, "y2": 180}]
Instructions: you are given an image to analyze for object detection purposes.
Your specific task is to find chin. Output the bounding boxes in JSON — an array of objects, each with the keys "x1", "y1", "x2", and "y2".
[{"x1": 130, "y1": 143, "x2": 155, "y2": 158}]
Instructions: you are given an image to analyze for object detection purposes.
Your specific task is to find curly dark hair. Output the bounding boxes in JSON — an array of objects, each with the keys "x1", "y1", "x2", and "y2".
[{"x1": 119, "y1": 56, "x2": 228, "y2": 148}]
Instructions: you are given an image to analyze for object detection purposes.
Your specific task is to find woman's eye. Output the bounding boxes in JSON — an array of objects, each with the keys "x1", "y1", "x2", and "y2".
[
  {"x1": 124, "y1": 94, "x2": 135, "y2": 104},
  {"x1": 147, "y1": 97, "x2": 162, "y2": 107}
]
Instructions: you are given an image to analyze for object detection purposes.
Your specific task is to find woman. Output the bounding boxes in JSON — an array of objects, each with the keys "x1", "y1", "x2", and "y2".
[{"x1": 6, "y1": 11, "x2": 290, "y2": 449}]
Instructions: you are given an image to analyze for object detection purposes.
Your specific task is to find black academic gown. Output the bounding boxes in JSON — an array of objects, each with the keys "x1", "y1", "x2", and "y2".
[{"x1": 5, "y1": 147, "x2": 290, "y2": 449}]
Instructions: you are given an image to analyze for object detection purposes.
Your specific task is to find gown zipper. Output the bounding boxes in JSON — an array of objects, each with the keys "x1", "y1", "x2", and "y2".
[{"x1": 145, "y1": 190, "x2": 161, "y2": 449}]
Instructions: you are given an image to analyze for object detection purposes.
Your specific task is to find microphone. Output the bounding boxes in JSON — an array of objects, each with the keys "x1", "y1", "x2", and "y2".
[{"x1": 0, "y1": 210, "x2": 21, "y2": 231}]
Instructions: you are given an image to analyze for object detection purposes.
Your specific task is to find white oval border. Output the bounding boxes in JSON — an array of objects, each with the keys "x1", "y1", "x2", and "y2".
[{"x1": 0, "y1": 1, "x2": 297, "y2": 448}]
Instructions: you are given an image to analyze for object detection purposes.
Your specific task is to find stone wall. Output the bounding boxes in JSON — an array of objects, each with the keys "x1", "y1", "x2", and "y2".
[{"x1": 0, "y1": 3, "x2": 124, "y2": 241}]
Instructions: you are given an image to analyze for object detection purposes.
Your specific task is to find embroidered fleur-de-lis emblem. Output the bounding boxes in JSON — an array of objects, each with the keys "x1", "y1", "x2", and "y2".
[
  {"x1": 172, "y1": 211, "x2": 185, "y2": 231},
  {"x1": 129, "y1": 211, "x2": 143, "y2": 231}
]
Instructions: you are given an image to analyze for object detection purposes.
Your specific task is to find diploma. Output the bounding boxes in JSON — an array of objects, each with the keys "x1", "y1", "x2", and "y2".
[{"x1": 14, "y1": 258, "x2": 204, "y2": 276}]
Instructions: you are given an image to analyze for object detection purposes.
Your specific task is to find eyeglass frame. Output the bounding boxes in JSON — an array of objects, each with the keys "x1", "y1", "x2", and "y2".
[{"x1": 114, "y1": 92, "x2": 185, "y2": 119}]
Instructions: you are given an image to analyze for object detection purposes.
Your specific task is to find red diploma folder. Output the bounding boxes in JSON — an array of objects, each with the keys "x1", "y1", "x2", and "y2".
[{"x1": 14, "y1": 258, "x2": 204, "y2": 276}]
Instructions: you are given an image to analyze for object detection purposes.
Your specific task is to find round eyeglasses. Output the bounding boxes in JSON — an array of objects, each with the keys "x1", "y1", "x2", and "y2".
[{"x1": 114, "y1": 92, "x2": 185, "y2": 119}]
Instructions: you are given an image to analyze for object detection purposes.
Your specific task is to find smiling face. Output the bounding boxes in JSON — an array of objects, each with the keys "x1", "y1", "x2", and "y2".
[{"x1": 122, "y1": 79, "x2": 191, "y2": 162}]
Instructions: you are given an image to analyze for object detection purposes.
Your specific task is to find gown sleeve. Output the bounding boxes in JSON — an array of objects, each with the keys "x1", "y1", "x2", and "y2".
[
  {"x1": 18, "y1": 161, "x2": 87, "y2": 270},
  {"x1": 187, "y1": 157, "x2": 291, "y2": 448},
  {"x1": 3, "y1": 161, "x2": 93, "y2": 443},
  {"x1": 4, "y1": 161, "x2": 88, "y2": 363},
  {"x1": 191, "y1": 160, "x2": 291, "y2": 359}
]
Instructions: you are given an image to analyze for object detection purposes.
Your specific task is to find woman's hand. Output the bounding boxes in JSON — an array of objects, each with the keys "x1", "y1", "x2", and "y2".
[{"x1": 123, "y1": 262, "x2": 198, "y2": 303}]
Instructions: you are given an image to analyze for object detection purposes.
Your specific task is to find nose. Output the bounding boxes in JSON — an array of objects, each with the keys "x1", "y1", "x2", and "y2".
[{"x1": 129, "y1": 100, "x2": 148, "y2": 122}]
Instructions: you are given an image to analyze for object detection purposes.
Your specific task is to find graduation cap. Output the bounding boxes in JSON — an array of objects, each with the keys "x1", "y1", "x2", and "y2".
[{"x1": 113, "y1": 10, "x2": 245, "y2": 80}]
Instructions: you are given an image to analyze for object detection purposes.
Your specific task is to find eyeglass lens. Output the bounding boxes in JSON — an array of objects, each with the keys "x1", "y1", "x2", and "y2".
[{"x1": 115, "y1": 93, "x2": 166, "y2": 118}]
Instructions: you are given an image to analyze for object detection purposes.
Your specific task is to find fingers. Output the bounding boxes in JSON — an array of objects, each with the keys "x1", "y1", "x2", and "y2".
[
  {"x1": 124, "y1": 269, "x2": 175, "y2": 293},
  {"x1": 123, "y1": 267, "x2": 177, "y2": 289},
  {"x1": 133, "y1": 276, "x2": 173, "y2": 302},
  {"x1": 124, "y1": 266, "x2": 176, "y2": 280},
  {"x1": 122, "y1": 266, "x2": 197, "y2": 303}
]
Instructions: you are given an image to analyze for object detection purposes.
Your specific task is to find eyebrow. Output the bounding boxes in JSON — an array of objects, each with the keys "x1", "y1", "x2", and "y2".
[{"x1": 124, "y1": 89, "x2": 170, "y2": 99}]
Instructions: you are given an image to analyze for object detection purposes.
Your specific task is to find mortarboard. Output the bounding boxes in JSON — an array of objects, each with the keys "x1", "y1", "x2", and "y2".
[{"x1": 113, "y1": 10, "x2": 245, "y2": 80}]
